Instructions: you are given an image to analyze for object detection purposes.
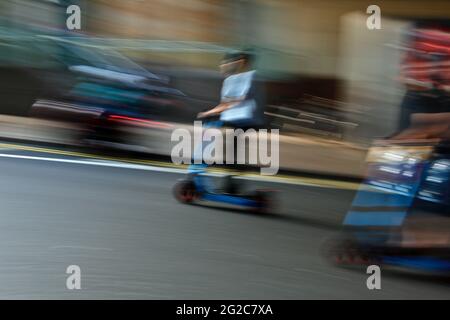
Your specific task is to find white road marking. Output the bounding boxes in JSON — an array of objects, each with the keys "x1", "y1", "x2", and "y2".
[
  {"x1": 0, "y1": 152, "x2": 186, "y2": 174},
  {"x1": 0, "y1": 152, "x2": 357, "y2": 189}
]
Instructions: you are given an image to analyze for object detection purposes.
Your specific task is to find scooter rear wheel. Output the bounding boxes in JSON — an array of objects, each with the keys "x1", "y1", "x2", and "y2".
[{"x1": 173, "y1": 180, "x2": 198, "y2": 204}]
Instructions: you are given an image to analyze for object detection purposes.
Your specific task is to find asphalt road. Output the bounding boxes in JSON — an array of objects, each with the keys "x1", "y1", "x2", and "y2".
[{"x1": 0, "y1": 145, "x2": 449, "y2": 299}]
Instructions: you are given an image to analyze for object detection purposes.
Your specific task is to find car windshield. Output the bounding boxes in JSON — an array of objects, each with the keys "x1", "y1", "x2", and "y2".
[{"x1": 56, "y1": 40, "x2": 161, "y2": 80}]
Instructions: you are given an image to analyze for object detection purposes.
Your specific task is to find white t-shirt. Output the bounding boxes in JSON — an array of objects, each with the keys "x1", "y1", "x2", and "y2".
[{"x1": 220, "y1": 70, "x2": 257, "y2": 125}]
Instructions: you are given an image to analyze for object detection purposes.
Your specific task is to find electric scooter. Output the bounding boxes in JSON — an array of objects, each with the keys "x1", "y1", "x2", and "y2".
[{"x1": 172, "y1": 117, "x2": 275, "y2": 214}]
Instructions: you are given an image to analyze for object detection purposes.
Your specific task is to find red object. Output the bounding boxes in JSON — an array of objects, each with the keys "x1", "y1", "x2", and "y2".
[
  {"x1": 400, "y1": 28, "x2": 450, "y2": 92},
  {"x1": 107, "y1": 115, "x2": 173, "y2": 129}
]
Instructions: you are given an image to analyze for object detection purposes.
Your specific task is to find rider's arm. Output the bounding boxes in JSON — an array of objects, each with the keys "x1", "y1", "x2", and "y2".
[
  {"x1": 198, "y1": 96, "x2": 246, "y2": 118},
  {"x1": 199, "y1": 71, "x2": 254, "y2": 118}
]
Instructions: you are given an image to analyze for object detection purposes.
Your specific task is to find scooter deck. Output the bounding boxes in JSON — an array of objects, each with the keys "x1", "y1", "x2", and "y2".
[
  {"x1": 382, "y1": 256, "x2": 450, "y2": 272},
  {"x1": 200, "y1": 192, "x2": 260, "y2": 208}
]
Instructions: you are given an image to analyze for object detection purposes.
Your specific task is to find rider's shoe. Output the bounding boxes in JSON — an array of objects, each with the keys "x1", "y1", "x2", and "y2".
[{"x1": 222, "y1": 175, "x2": 241, "y2": 195}]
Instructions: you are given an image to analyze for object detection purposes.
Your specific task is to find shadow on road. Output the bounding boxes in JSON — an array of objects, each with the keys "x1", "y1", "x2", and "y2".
[{"x1": 193, "y1": 202, "x2": 341, "y2": 231}]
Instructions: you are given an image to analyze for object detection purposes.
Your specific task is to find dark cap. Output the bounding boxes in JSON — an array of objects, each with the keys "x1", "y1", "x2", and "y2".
[{"x1": 222, "y1": 50, "x2": 254, "y2": 65}]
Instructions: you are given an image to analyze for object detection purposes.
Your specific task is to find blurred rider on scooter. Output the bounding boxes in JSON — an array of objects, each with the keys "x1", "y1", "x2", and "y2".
[{"x1": 195, "y1": 50, "x2": 266, "y2": 193}]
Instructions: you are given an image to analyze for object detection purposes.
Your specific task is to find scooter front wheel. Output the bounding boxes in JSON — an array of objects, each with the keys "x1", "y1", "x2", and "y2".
[
  {"x1": 173, "y1": 180, "x2": 198, "y2": 204},
  {"x1": 323, "y1": 235, "x2": 379, "y2": 267},
  {"x1": 252, "y1": 190, "x2": 275, "y2": 214}
]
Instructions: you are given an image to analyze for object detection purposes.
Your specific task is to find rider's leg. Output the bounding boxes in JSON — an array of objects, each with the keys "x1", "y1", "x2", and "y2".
[
  {"x1": 222, "y1": 125, "x2": 256, "y2": 194},
  {"x1": 188, "y1": 120, "x2": 224, "y2": 193}
]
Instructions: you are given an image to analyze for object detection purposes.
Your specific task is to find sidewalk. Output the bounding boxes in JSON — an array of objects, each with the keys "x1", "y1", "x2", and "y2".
[{"x1": 0, "y1": 115, "x2": 369, "y2": 179}]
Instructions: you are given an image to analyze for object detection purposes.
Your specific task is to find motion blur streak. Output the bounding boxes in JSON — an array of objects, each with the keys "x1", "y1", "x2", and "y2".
[
  {"x1": 0, "y1": 0, "x2": 449, "y2": 299},
  {"x1": 107, "y1": 115, "x2": 174, "y2": 129}
]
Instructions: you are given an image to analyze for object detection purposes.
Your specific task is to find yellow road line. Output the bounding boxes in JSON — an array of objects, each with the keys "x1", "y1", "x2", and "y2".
[
  {"x1": 0, "y1": 142, "x2": 179, "y2": 168},
  {"x1": 0, "y1": 142, "x2": 361, "y2": 190}
]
